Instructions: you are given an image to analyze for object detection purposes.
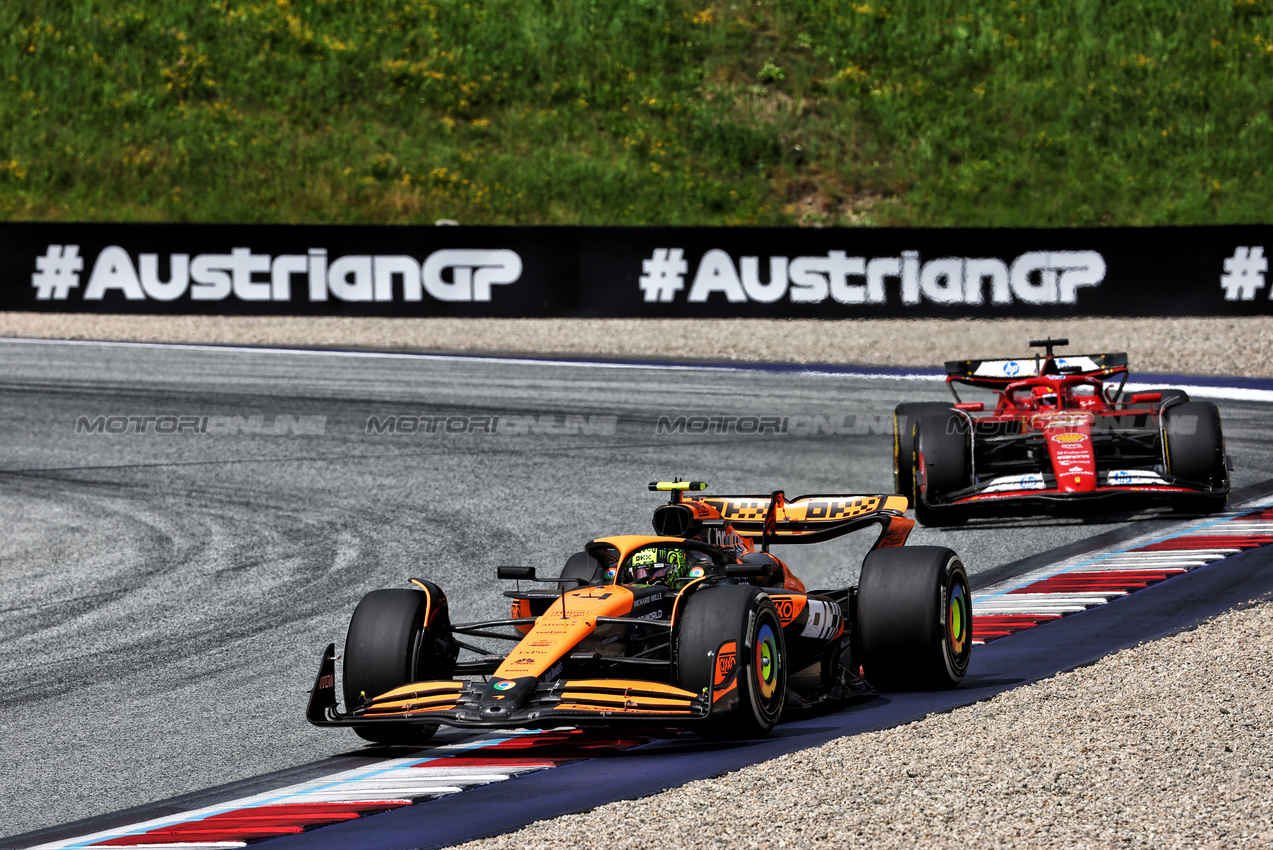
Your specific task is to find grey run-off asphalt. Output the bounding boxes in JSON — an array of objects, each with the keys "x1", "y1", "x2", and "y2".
[{"x1": 2, "y1": 339, "x2": 1272, "y2": 839}]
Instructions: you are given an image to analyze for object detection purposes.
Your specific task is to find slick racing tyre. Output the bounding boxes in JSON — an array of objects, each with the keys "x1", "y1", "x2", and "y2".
[
  {"x1": 913, "y1": 413, "x2": 971, "y2": 527},
  {"x1": 893, "y1": 403, "x2": 952, "y2": 501},
  {"x1": 856, "y1": 546, "x2": 971, "y2": 691},
  {"x1": 343, "y1": 583, "x2": 457, "y2": 745},
  {"x1": 559, "y1": 551, "x2": 606, "y2": 587},
  {"x1": 1154, "y1": 388, "x2": 1190, "y2": 408},
  {"x1": 675, "y1": 585, "x2": 786, "y2": 739},
  {"x1": 1164, "y1": 401, "x2": 1228, "y2": 513}
]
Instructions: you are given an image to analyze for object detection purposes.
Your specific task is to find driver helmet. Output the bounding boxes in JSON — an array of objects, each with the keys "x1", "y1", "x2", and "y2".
[
  {"x1": 1031, "y1": 385, "x2": 1058, "y2": 407},
  {"x1": 628, "y1": 546, "x2": 688, "y2": 585}
]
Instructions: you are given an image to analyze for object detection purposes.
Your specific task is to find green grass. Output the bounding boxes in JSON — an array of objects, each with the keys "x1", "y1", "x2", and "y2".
[{"x1": 2, "y1": 0, "x2": 1271, "y2": 225}]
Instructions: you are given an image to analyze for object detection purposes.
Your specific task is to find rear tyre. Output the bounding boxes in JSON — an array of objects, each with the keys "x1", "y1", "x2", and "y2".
[
  {"x1": 913, "y1": 413, "x2": 971, "y2": 527},
  {"x1": 1164, "y1": 402, "x2": 1228, "y2": 513},
  {"x1": 857, "y1": 547, "x2": 971, "y2": 691},
  {"x1": 893, "y1": 403, "x2": 953, "y2": 500},
  {"x1": 343, "y1": 584, "x2": 456, "y2": 745},
  {"x1": 675, "y1": 585, "x2": 786, "y2": 739}
]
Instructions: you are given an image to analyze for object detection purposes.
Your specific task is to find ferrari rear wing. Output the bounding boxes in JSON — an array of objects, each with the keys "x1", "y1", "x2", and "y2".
[
  {"x1": 687, "y1": 493, "x2": 913, "y2": 549},
  {"x1": 945, "y1": 352, "x2": 1128, "y2": 388}
]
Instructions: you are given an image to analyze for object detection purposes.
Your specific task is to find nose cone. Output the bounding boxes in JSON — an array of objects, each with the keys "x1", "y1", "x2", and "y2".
[
  {"x1": 480, "y1": 676, "x2": 537, "y2": 716},
  {"x1": 1042, "y1": 417, "x2": 1097, "y2": 493}
]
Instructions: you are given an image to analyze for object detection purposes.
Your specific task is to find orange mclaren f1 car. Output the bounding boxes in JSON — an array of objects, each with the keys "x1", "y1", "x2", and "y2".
[{"x1": 307, "y1": 481, "x2": 972, "y2": 741}]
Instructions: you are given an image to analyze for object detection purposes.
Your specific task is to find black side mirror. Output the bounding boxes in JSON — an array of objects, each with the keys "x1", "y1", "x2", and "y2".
[{"x1": 497, "y1": 566, "x2": 537, "y2": 580}]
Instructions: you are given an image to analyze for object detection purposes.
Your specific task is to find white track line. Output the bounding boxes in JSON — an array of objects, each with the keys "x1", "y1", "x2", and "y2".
[
  {"x1": 34, "y1": 737, "x2": 526, "y2": 849},
  {"x1": 973, "y1": 500, "x2": 1273, "y2": 640},
  {"x1": 0, "y1": 336, "x2": 943, "y2": 380},
  {"x1": 8, "y1": 336, "x2": 1272, "y2": 397}
]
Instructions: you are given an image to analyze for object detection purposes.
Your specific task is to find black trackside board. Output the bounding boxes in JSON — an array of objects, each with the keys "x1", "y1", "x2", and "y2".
[
  {"x1": 6, "y1": 222, "x2": 1273, "y2": 318},
  {"x1": 255, "y1": 545, "x2": 1273, "y2": 850}
]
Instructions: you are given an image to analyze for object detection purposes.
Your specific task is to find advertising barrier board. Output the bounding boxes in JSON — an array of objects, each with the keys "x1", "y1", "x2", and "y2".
[{"x1": 3, "y1": 223, "x2": 1270, "y2": 317}]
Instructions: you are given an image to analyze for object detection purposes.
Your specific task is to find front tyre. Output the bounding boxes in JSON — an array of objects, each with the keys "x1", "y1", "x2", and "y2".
[
  {"x1": 914, "y1": 413, "x2": 971, "y2": 527},
  {"x1": 559, "y1": 551, "x2": 605, "y2": 587},
  {"x1": 1149, "y1": 388, "x2": 1190, "y2": 408},
  {"x1": 675, "y1": 585, "x2": 786, "y2": 738},
  {"x1": 343, "y1": 583, "x2": 456, "y2": 745},
  {"x1": 856, "y1": 546, "x2": 971, "y2": 691},
  {"x1": 1164, "y1": 401, "x2": 1228, "y2": 513},
  {"x1": 893, "y1": 403, "x2": 953, "y2": 500}
]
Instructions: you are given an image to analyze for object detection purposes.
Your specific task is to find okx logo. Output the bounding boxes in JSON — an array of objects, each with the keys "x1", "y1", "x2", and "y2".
[{"x1": 638, "y1": 248, "x2": 1105, "y2": 306}]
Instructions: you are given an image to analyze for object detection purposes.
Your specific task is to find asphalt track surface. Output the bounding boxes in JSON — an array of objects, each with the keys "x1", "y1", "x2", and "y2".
[{"x1": 2, "y1": 339, "x2": 1273, "y2": 843}]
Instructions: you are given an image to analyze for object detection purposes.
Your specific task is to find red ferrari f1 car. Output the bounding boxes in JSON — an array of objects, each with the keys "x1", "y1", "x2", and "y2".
[
  {"x1": 893, "y1": 338, "x2": 1230, "y2": 526},
  {"x1": 308, "y1": 481, "x2": 971, "y2": 741}
]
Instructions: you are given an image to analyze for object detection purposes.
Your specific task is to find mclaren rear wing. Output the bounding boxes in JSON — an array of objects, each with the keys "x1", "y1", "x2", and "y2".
[{"x1": 687, "y1": 492, "x2": 913, "y2": 549}]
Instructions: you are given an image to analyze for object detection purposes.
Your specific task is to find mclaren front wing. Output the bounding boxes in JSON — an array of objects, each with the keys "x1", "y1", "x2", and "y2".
[{"x1": 306, "y1": 644, "x2": 710, "y2": 731}]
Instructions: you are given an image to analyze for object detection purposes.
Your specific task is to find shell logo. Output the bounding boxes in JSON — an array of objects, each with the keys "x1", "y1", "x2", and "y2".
[{"x1": 1052, "y1": 433, "x2": 1087, "y2": 443}]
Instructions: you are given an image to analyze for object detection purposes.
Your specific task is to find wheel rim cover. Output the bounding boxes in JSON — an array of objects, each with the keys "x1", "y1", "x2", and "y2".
[
  {"x1": 948, "y1": 583, "x2": 968, "y2": 655},
  {"x1": 754, "y1": 622, "x2": 779, "y2": 700}
]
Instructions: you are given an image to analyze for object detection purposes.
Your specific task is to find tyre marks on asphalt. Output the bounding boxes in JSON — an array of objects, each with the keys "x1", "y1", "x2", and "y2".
[{"x1": 972, "y1": 504, "x2": 1273, "y2": 642}]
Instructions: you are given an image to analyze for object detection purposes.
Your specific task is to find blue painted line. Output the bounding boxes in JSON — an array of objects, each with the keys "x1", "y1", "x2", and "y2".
[
  {"x1": 978, "y1": 502, "x2": 1273, "y2": 600},
  {"x1": 255, "y1": 544, "x2": 1273, "y2": 850}
]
